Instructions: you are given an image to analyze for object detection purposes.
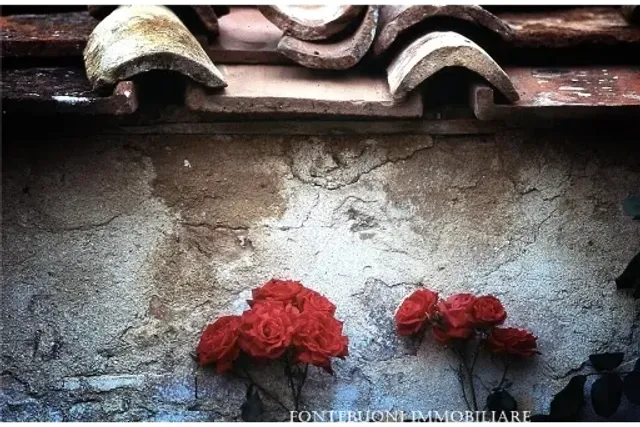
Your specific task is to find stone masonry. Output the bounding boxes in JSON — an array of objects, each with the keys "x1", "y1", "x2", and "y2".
[{"x1": 2, "y1": 130, "x2": 639, "y2": 421}]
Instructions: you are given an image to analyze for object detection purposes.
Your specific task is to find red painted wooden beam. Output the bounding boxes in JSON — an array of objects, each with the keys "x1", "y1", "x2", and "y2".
[{"x1": 472, "y1": 66, "x2": 640, "y2": 120}]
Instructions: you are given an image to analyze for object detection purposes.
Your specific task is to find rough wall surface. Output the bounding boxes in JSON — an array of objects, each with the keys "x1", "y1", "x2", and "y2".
[{"x1": 2, "y1": 131, "x2": 639, "y2": 421}]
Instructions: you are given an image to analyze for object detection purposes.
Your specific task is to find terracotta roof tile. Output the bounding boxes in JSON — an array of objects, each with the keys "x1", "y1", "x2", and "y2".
[
  {"x1": 387, "y1": 31, "x2": 518, "y2": 102},
  {"x1": 2, "y1": 5, "x2": 640, "y2": 125},
  {"x1": 203, "y1": 7, "x2": 287, "y2": 65},
  {"x1": 276, "y1": 6, "x2": 379, "y2": 70},
  {"x1": 87, "y1": 5, "x2": 226, "y2": 38},
  {"x1": 184, "y1": 64, "x2": 423, "y2": 119},
  {"x1": 83, "y1": 5, "x2": 226, "y2": 91},
  {"x1": 374, "y1": 5, "x2": 513, "y2": 57},
  {"x1": 258, "y1": 5, "x2": 364, "y2": 41}
]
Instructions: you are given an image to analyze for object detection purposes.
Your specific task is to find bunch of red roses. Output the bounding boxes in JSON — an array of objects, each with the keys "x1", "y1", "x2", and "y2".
[
  {"x1": 197, "y1": 279, "x2": 348, "y2": 374},
  {"x1": 395, "y1": 287, "x2": 538, "y2": 416},
  {"x1": 196, "y1": 279, "x2": 348, "y2": 418},
  {"x1": 395, "y1": 288, "x2": 537, "y2": 357}
]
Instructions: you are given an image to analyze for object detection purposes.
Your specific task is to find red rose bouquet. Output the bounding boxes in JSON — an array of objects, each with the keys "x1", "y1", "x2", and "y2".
[
  {"x1": 195, "y1": 279, "x2": 348, "y2": 420},
  {"x1": 395, "y1": 287, "x2": 539, "y2": 420}
]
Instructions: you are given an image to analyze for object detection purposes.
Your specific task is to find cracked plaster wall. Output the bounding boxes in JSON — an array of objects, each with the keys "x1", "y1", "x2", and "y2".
[{"x1": 2, "y1": 130, "x2": 639, "y2": 421}]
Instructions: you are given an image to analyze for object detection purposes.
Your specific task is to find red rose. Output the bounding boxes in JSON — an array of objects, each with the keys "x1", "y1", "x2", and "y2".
[
  {"x1": 249, "y1": 279, "x2": 303, "y2": 305},
  {"x1": 434, "y1": 293, "x2": 477, "y2": 341},
  {"x1": 238, "y1": 300, "x2": 296, "y2": 359},
  {"x1": 486, "y1": 327, "x2": 538, "y2": 358},
  {"x1": 295, "y1": 288, "x2": 336, "y2": 315},
  {"x1": 196, "y1": 315, "x2": 242, "y2": 374},
  {"x1": 432, "y1": 325, "x2": 452, "y2": 345},
  {"x1": 292, "y1": 310, "x2": 348, "y2": 373},
  {"x1": 472, "y1": 295, "x2": 507, "y2": 327},
  {"x1": 395, "y1": 288, "x2": 439, "y2": 336}
]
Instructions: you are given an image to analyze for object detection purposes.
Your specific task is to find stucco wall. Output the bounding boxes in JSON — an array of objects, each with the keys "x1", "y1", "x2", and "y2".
[{"x1": 2, "y1": 130, "x2": 639, "y2": 421}]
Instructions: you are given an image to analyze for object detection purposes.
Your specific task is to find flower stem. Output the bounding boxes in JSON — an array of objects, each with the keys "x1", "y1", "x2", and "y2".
[
  {"x1": 456, "y1": 359, "x2": 473, "y2": 412},
  {"x1": 283, "y1": 356, "x2": 299, "y2": 412},
  {"x1": 496, "y1": 357, "x2": 512, "y2": 390},
  {"x1": 294, "y1": 363, "x2": 309, "y2": 408},
  {"x1": 581, "y1": 371, "x2": 635, "y2": 377},
  {"x1": 466, "y1": 341, "x2": 481, "y2": 412},
  {"x1": 453, "y1": 345, "x2": 476, "y2": 412},
  {"x1": 234, "y1": 367, "x2": 292, "y2": 413}
]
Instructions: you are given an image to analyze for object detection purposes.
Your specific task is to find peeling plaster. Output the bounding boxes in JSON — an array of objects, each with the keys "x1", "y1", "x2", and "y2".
[{"x1": 2, "y1": 131, "x2": 639, "y2": 421}]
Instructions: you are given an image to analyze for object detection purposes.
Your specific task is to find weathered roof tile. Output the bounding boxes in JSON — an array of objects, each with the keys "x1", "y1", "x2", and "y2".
[
  {"x1": 3, "y1": 6, "x2": 638, "y2": 61},
  {"x1": 374, "y1": 5, "x2": 513, "y2": 57},
  {"x1": 202, "y1": 7, "x2": 287, "y2": 65},
  {"x1": 83, "y1": 5, "x2": 226, "y2": 91},
  {"x1": 258, "y1": 5, "x2": 365, "y2": 41},
  {"x1": 277, "y1": 6, "x2": 379, "y2": 70},
  {"x1": 88, "y1": 5, "x2": 226, "y2": 38},
  {"x1": 185, "y1": 64, "x2": 423, "y2": 119},
  {"x1": 387, "y1": 31, "x2": 518, "y2": 102}
]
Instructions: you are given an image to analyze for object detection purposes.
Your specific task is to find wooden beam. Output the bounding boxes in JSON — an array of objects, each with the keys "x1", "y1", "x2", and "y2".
[
  {"x1": 104, "y1": 119, "x2": 505, "y2": 135},
  {"x1": 497, "y1": 7, "x2": 640, "y2": 47},
  {"x1": 1, "y1": 67, "x2": 138, "y2": 114},
  {"x1": 472, "y1": 66, "x2": 640, "y2": 120},
  {"x1": 0, "y1": 11, "x2": 96, "y2": 58}
]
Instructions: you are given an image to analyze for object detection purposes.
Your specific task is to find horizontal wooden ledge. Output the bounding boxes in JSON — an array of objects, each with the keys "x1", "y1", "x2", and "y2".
[
  {"x1": 0, "y1": 11, "x2": 94, "y2": 58},
  {"x1": 498, "y1": 7, "x2": 640, "y2": 48},
  {"x1": 4, "y1": 116, "x2": 635, "y2": 138},
  {"x1": 1, "y1": 67, "x2": 138, "y2": 115},
  {"x1": 0, "y1": 64, "x2": 423, "y2": 119},
  {"x1": 474, "y1": 66, "x2": 640, "y2": 120},
  {"x1": 4, "y1": 64, "x2": 640, "y2": 123},
  {"x1": 67, "y1": 119, "x2": 507, "y2": 136},
  {"x1": 507, "y1": 66, "x2": 640, "y2": 106}
]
